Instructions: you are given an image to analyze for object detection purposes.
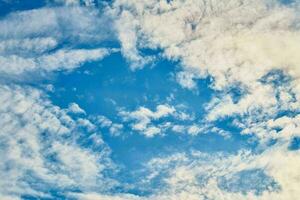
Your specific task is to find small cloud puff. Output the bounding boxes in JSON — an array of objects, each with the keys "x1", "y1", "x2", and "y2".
[{"x1": 68, "y1": 102, "x2": 86, "y2": 114}]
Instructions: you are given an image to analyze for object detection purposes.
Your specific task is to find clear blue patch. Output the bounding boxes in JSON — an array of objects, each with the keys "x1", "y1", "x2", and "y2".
[
  {"x1": 0, "y1": 0, "x2": 46, "y2": 18},
  {"x1": 228, "y1": 84, "x2": 248, "y2": 104},
  {"x1": 280, "y1": 0, "x2": 295, "y2": 5},
  {"x1": 288, "y1": 137, "x2": 300, "y2": 151}
]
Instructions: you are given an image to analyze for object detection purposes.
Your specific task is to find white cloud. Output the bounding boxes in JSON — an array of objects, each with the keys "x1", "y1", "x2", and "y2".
[
  {"x1": 109, "y1": 124, "x2": 124, "y2": 136},
  {"x1": 119, "y1": 104, "x2": 175, "y2": 137},
  {"x1": 0, "y1": 48, "x2": 111, "y2": 77},
  {"x1": 113, "y1": 10, "x2": 153, "y2": 69},
  {"x1": 0, "y1": 6, "x2": 115, "y2": 78},
  {"x1": 69, "y1": 192, "x2": 141, "y2": 200},
  {"x1": 68, "y1": 103, "x2": 86, "y2": 114},
  {"x1": 111, "y1": 0, "x2": 300, "y2": 122},
  {"x1": 187, "y1": 124, "x2": 202, "y2": 135},
  {"x1": 2, "y1": 1, "x2": 300, "y2": 199},
  {"x1": 0, "y1": 37, "x2": 58, "y2": 56},
  {"x1": 70, "y1": 144, "x2": 300, "y2": 200},
  {"x1": 0, "y1": 7, "x2": 118, "y2": 198},
  {"x1": 107, "y1": 1, "x2": 300, "y2": 199},
  {"x1": 176, "y1": 71, "x2": 198, "y2": 90},
  {"x1": 0, "y1": 84, "x2": 114, "y2": 199},
  {"x1": 171, "y1": 125, "x2": 185, "y2": 133},
  {"x1": 0, "y1": 6, "x2": 112, "y2": 43},
  {"x1": 51, "y1": 0, "x2": 99, "y2": 7},
  {"x1": 94, "y1": 115, "x2": 123, "y2": 136},
  {"x1": 96, "y1": 115, "x2": 113, "y2": 128},
  {"x1": 135, "y1": 145, "x2": 300, "y2": 200},
  {"x1": 119, "y1": 104, "x2": 213, "y2": 137}
]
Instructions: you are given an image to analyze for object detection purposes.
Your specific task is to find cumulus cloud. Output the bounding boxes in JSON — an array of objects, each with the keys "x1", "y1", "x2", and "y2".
[
  {"x1": 176, "y1": 71, "x2": 199, "y2": 90},
  {"x1": 118, "y1": 103, "x2": 228, "y2": 137},
  {"x1": 68, "y1": 102, "x2": 86, "y2": 114},
  {"x1": 119, "y1": 104, "x2": 175, "y2": 137}
]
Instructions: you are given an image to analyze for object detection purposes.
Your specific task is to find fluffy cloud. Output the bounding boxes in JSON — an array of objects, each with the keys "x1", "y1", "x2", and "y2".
[
  {"x1": 110, "y1": 0, "x2": 300, "y2": 147},
  {"x1": 68, "y1": 102, "x2": 86, "y2": 114},
  {"x1": 118, "y1": 103, "x2": 230, "y2": 137},
  {"x1": 0, "y1": 84, "x2": 114, "y2": 199},
  {"x1": 93, "y1": 115, "x2": 124, "y2": 136},
  {"x1": 111, "y1": 0, "x2": 300, "y2": 120},
  {"x1": 140, "y1": 146, "x2": 300, "y2": 200},
  {"x1": 0, "y1": 4, "x2": 119, "y2": 199},
  {"x1": 0, "y1": 6, "x2": 117, "y2": 198},
  {"x1": 119, "y1": 104, "x2": 175, "y2": 137}
]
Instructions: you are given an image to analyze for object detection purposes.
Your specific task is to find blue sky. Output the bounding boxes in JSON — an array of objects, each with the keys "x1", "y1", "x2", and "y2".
[{"x1": 1, "y1": 0, "x2": 300, "y2": 200}]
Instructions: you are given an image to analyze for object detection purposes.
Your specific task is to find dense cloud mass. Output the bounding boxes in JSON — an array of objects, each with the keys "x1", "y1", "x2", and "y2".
[{"x1": 0, "y1": 0, "x2": 300, "y2": 199}]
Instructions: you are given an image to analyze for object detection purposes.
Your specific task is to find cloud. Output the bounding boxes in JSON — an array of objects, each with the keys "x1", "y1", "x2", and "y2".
[
  {"x1": 0, "y1": 37, "x2": 58, "y2": 56},
  {"x1": 0, "y1": 6, "x2": 113, "y2": 43},
  {"x1": 0, "y1": 48, "x2": 112, "y2": 77},
  {"x1": 1, "y1": 1, "x2": 300, "y2": 199},
  {"x1": 176, "y1": 71, "x2": 199, "y2": 90},
  {"x1": 119, "y1": 104, "x2": 176, "y2": 137},
  {"x1": 68, "y1": 102, "x2": 86, "y2": 114},
  {"x1": 113, "y1": 10, "x2": 154, "y2": 69},
  {"x1": 93, "y1": 115, "x2": 124, "y2": 136},
  {"x1": 110, "y1": 0, "x2": 300, "y2": 121},
  {"x1": 127, "y1": 145, "x2": 300, "y2": 200},
  {"x1": 51, "y1": 0, "x2": 98, "y2": 7},
  {"x1": 0, "y1": 5, "x2": 119, "y2": 198},
  {"x1": 69, "y1": 192, "x2": 141, "y2": 200},
  {"x1": 110, "y1": 0, "x2": 300, "y2": 148},
  {"x1": 106, "y1": 1, "x2": 300, "y2": 199},
  {"x1": 118, "y1": 103, "x2": 225, "y2": 137},
  {"x1": 0, "y1": 84, "x2": 115, "y2": 199},
  {"x1": 69, "y1": 143, "x2": 300, "y2": 200},
  {"x1": 187, "y1": 124, "x2": 202, "y2": 135},
  {"x1": 0, "y1": 6, "x2": 116, "y2": 79}
]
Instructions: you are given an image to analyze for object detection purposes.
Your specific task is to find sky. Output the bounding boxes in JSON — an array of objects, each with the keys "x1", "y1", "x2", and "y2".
[{"x1": 0, "y1": 0, "x2": 300, "y2": 200}]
